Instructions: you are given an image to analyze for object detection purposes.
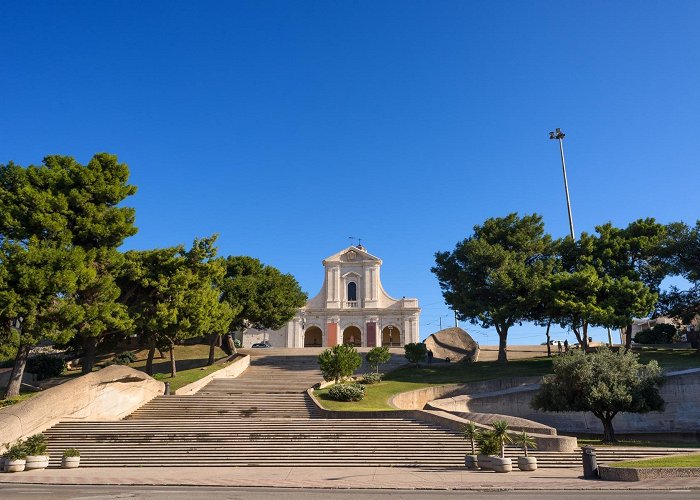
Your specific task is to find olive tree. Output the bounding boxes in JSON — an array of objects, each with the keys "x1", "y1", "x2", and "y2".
[{"x1": 317, "y1": 344, "x2": 361, "y2": 384}]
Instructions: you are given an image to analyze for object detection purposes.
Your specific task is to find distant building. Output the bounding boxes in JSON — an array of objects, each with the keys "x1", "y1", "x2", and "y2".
[{"x1": 238, "y1": 245, "x2": 421, "y2": 348}]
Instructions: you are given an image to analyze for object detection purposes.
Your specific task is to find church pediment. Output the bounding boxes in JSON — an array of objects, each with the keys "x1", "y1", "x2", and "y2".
[{"x1": 323, "y1": 245, "x2": 382, "y2": 265}]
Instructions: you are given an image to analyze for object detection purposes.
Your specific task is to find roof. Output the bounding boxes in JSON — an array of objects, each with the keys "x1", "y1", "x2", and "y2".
[{"x1": 322, "y1": 245, "x2": 382, "y2": 265}]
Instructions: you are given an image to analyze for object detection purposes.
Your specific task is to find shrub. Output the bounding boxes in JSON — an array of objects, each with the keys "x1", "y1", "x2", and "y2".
[
  {"x1": 328, "y1": 382, "x2": 366, "y2": 402},
  {"x1": 318, "y1": 344, "x2": 362, "y2": 383},
  {"x1": 233, "y1": 339, "x2": 242, "y2": 348},
  {"x1": 63, "y1": 448, "x2": 80, "y2": 458},
  {"x1": 24, "y1": 434, "x2": 48, "y2": 456},
  {"x1": 361, "y1": 372, "x2": 383, "y2": 385},
  {"x1": 26, "y1": 354, "x2": 66, "y2": 380},
  {"x1": 404, "y1": 342, "x2": 427, "y2": 366},
  {"x1": 113, "y1": 351, "x2": 137, "y2": 365},
  {"x1": 366, "y1": 346, "x2": 391, "y2": 374},
  {"x1": 477, "y1": 431, "x2": 499, "y2": 456},
  {"x1": 4, "y1": 441, "x2": 28, "y2": 461},
  {"x1": 634, "y1": 324, "x2": 677, "y2": 344}
]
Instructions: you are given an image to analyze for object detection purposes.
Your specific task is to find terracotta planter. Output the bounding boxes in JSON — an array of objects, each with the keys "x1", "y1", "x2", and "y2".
[
  {"x1": 477, "y1": 454, "x2": 493, "y2": 470},
  {"x1": 490, "y1": 457, "x2": 513, "y2": 473},
  {"x1": 25, "y1": 455, "x2": 49, "y2": 470},
  {"x1": 61, "y1": 456, "x2": 80, "y2": 469},
  {"x1": 464, "y1": 454, "x2": 479, "y2": 470},
  {"x1": 5, "y1": 459, "x2": 26, "y2": 473},
  {"x1": 517, "y1": 456, "x2": 537, "y2": 471}
]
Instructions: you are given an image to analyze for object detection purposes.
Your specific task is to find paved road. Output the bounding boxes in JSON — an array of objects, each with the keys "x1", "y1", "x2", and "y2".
[{"x1": 0, "y1": 486, "x2": 696, "y2": 500}]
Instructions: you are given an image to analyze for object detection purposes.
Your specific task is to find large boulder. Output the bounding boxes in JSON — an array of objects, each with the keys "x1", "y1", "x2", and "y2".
[{"x1": 424, "y1": 327, "x2": 479, "y2": 363}]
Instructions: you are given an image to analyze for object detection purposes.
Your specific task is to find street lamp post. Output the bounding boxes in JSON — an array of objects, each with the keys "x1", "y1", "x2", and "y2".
[{"x1": 549, "y1": 128, "x2": 576, "y2": 241}]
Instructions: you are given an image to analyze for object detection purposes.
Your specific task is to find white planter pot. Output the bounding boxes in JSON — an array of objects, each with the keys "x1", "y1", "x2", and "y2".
[
  {"x1": 5, "y1": 459, "x2": 26, "y2": 473},
  {"x1": 464, "y1": 454, "x2": 479, "y2": 470},
  {"x1": 517, "y1": 456, "x2": 538, "y2": 471},
  {"x1": 61, "y1": 456, "x2": 80, "y2": 469},
  {"x1": 490, "y1": 457, "x2": 513, "y2": 473},
  {"x1": 477, "y1": 454, "x2": 493, "y2": 470},
  {"x1": 25, "y1": 455, "x2": 49, "y2": 470}
]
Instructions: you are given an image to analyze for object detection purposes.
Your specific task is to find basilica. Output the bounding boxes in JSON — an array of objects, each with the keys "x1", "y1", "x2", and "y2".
[{"x1": 238, "y1": 245, "x2": 421, "y2": 348}]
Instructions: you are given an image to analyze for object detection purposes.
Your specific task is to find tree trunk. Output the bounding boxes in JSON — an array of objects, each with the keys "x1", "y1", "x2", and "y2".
[
  {"x1": 169, "y1": 340, "x2": 177, "y2": 378},
  {"x1": 225, "y1": 333, "x2": 237, "y2": 355},
  {"x1": 81, "y1": 336, "x2": 97, "y2": 375},
  {"x1": 601, "y1": 417, "x2": 617, "y2": 443},
  {"x1": 624, "y1": 324, "x2": 633, "y2": 349},
  {"x1": 497, "y1": 327, "x2": 508, "y2": 363},
  {"x1": 582, "y1": 322, "x2": 589, "y2": 351},
  {"x1": 4, "y1": 343, "x2": 30, "y2": 399},
  {"x1": 207, "y1": 333, "x2": 221, "y2": 366},
  {"x1": 545, "y1": 321, "x2": 552, "y2": 357},
  {"x1": 146, "y1": 344, "x2": 155, "y2": 376},
  {"x1": 607, "y1": 327, "x2": 614, "y2": 347}
]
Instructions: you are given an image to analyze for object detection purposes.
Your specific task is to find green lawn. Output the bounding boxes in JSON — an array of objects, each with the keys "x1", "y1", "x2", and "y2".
[
  {"x1": 577, "y1": 438, "x2": 700, "y2": 449},
  {"x1": 314, "y1": 347, "x2": 699, "y2": 412},
  {"x1": 609, "y1": 454, "x2": 700, "y2": 468},
  {"x1": 0, "y1": 391, "x2": 37, "y2": 408}
]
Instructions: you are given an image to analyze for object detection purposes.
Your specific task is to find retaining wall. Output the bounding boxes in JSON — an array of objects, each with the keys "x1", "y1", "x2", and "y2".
[{"x1": 174, "y1": 354, "x2": 250, "y2": 395}]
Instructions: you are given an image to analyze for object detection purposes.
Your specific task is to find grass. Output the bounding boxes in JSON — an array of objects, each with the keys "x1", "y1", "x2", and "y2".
[
  {"x1": 0, "y1": 391, "x2": 37, "y2": 409},
  {"x1": 314, "y1": 347, "x2": 699, "y2": 412},
  {"x1": 609, "y1": 454, "x2": 700, "y2": 468},
  {"x1": 577, "y1": 438, "x2": 700, "y2": 449}
]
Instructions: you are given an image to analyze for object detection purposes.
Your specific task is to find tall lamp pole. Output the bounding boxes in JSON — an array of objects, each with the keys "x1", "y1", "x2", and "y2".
[{"x1": 549, "y1": 128, "x2": 576, "y2": 241}]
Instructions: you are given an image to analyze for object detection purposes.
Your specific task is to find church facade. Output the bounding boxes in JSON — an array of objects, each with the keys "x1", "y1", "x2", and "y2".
[{"x1": 238, "y1": 245, "x2": 421, "y2": 348}]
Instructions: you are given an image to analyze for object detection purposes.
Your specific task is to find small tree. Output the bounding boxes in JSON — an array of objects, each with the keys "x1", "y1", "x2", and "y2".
[
  {"x1": 531, "y1": 347, "x2": 665, "y2": 443},
  {"x1": 462, "y1": 421, "x2": 479, "y2": 455},
  {"x1": 514, "y1": 431, "x2": 536, "y2": 457},
  {"x1": 317, "y1": 344, "x2": 362, "y2": 384},
  {"x1": 366, "y1": 346, "x2": 391, "y2": 374},
  {"x1": 491, "y1": 420, "x2": 512, "y2": 458},
  {"x1": 404, "y1": 342, "x2": 427, "y2": 367}
]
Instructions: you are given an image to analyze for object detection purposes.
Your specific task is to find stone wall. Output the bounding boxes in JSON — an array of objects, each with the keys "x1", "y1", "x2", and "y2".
[
  {"x1": 174, "y1": 354, "x2": 250, "y2": 395},
  {"x1": 0, "y1": 365, "x2": 163, "y2": 449}
]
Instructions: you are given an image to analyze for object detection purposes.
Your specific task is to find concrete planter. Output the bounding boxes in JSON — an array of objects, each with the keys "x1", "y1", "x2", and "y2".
[
  {"x1": 464, "y1": 454, "x2": 479, "y2": 470},
  {"x1": 61, "y1": 456, "x2": 80, "y2": 469},
  {"x1": 5, "y1": 459, "x2": 26, "y2": 472},
  {"x1": 490, "y1": 457, "x2": 513, "y2": 473},
  {"x1": 517, "y1": 456, "x2": 537, "y2": 471},
  {"x1": 25, "y1": 455, "x2": 49, "y2": 470},
  {"x1": 477, "y1": 454, "x2": 493, "y2": 470}
]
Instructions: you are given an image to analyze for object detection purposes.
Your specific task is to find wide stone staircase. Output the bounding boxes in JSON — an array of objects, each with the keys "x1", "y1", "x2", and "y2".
[{"x1": 43, "y1": 349, "x2": 691, "y2": 468}]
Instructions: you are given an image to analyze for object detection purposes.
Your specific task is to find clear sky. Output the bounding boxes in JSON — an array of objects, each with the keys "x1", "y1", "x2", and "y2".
[{"x1": 2, "y1": 1, "x2": 699, "y2": 345}]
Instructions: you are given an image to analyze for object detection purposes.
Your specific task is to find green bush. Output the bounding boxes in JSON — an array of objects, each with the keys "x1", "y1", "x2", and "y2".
[
  {"x1": 24, "y1": 434, "x2": 48, "y2": 456},
  {"x1": 63, "y1": 448, "x2": 80, "y2": 457},
  {"x1": 3, "y1": 441, "x2": 28, "y2": 461},
  {"x1": 26, "y1": 354, "x2": 66, "y2": 380},
  {"x1": 634, "y1": 324, "x2": 677, "y2": 344},
  {"x1": 328, "y1": 382, "x2": 366, "y2": 402},
  {"x1": 361, "y1": 372, "x2": 383, "y2": 385},
  {"x1": 404, "y1": 342, "x2": 427, "y2": 366},
  {"x1": 317, "y1": 344, "x2": 362, "y2": 383},
  {"x1": 113, "y1": 351, "x2": 137, "y2": 365},
  {"x1": 477, "y1": 431, "x2": 500, "y2": 456},
  {"x1": 366, "y1": 346, "x2": 391, "y2": 374}
]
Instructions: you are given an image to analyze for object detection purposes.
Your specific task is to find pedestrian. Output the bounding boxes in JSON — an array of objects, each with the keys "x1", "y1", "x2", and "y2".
[
  {"x1": 557, "y1": 341, "x2": 562, "y2": 354},
  {"x1": 563, "y1": 339, "x2": 569, "y2": 352},
  {"x1": 427, "y1": 349, "x2": 434, "y2": 364}
]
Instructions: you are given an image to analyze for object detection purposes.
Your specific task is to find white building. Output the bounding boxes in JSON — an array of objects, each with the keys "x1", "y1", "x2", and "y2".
[{"x1": 239, "y1": 245, "x2": 421, "y2": 348}]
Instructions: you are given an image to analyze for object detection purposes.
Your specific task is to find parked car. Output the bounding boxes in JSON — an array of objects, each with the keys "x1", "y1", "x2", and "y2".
[{"x1": 251, "y1": 340, "x2": 272, "y2": 348}]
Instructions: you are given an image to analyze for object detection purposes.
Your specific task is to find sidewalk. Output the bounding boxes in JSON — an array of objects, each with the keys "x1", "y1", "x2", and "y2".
[{"x1": 1, "y1": 466, "x2": 699, "y2": 490}]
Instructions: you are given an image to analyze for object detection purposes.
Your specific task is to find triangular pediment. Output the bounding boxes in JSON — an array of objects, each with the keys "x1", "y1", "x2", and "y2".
[{"x1": 323, "y1": 245, "x2": 381, "y2": 264}]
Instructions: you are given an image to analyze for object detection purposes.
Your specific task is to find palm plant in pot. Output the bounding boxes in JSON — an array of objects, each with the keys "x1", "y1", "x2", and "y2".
[
  {"x1": 62, "y1": 448, "x2": 80, "y2": 469},
  {"x1": 514, "y1": 431, "x2": 538, "y2": 471},
  {"x1": 462, "y1": 421, "x2": 480, "y2": 470},
  {"x1": 3, "y1": 441, "x2": 28, "y2": 473},
  {"x1": 489, "y1": 420, "x2": 513, "y2": 473},
  {"x1": 24, "y1": 434, "x2": 49, "y2": 470},
  {"x1": 476, "y1": 431, "x2": 499, "y2": 471}
]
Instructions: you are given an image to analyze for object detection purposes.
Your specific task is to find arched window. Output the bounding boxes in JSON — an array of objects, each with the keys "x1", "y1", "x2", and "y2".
[{"x1": 347, "y1": 282, "x2": 357, "y2": 302}]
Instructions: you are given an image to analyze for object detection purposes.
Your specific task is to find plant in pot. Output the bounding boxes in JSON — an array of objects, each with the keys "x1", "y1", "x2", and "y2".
[
  {"x1": 462, "y1": 421, "x2": 480, "y2": 470},
  {"x1": 489, "y1": 420, "x2": 513, "y2": 473},
  {"x1": 476, "y1": 431, "x2": 499, "y2": 471},
  {"x1": 62, "y1": 448, "x2": 80, "y2": 469},
  {"x1": 24, "y1": 433, "x2": 49, "y2": 470},
  {"x1": 514, "y1": 431, "x2": 538, "y2": 471},
  {"x1": 4, "y1": 441, "x2": 28, "y2": 473}
]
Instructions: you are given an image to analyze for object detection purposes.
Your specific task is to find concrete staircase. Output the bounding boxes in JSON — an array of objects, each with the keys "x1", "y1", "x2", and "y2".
[{"x1": 43, "y1": 349, "x2": 692, "y2": 468}]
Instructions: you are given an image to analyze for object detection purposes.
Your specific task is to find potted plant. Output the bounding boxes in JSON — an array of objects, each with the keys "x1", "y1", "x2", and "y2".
[
  {"x1": 4, "y1": 441, "x2": 27, "y2": 473},
  {"x1": 514, "y1": 431, "x2": 538, "y2": 471},
  {"x1": 24, "y1": 434, "x2": 49, "y2": 470},
  {"x1": 476, "y1": 431, "x2": 499, "y2": 471},
  {"x1": 489, "y1": 420, "x2": 513, "y2": 473},
  {"x1": 462, "y1": 421, "x2": 480, "y2": 470},
  {"x1": 61, "y1": 448, "x2": 80, "y2": 469}
]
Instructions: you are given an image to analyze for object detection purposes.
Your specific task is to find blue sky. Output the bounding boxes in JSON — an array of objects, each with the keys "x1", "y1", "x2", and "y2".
[{"x1": 2, "y1": 1, "x2": 699, "y2": 344}]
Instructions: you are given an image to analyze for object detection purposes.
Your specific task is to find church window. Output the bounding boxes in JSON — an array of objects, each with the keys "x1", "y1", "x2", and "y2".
[{"x1": 347, "y1": 282, "x2": 357, "y2": 302}]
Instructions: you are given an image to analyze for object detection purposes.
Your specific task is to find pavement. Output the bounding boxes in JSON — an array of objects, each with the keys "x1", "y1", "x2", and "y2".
[{"x1": 1, "y1": 466, "x2": 700, "y2": 491}]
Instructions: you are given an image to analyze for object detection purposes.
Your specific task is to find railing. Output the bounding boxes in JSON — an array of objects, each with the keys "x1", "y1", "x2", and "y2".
[{"x1": 344, "y1": 301, "x2": 359, "y2": 308}]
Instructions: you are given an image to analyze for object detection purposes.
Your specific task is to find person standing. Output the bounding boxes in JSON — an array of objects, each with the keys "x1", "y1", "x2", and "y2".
[
  {"x1": 557, "y1": 341, "x2": 563, "y2": 354},
  {"x1": 427, "y1": 349, "x2": 434, "y2": 364}
]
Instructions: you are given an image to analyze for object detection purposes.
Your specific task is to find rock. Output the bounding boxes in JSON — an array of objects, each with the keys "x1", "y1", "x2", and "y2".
[{"x1": 424, "y1": 327, "x2": 479, "y2": 363}]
